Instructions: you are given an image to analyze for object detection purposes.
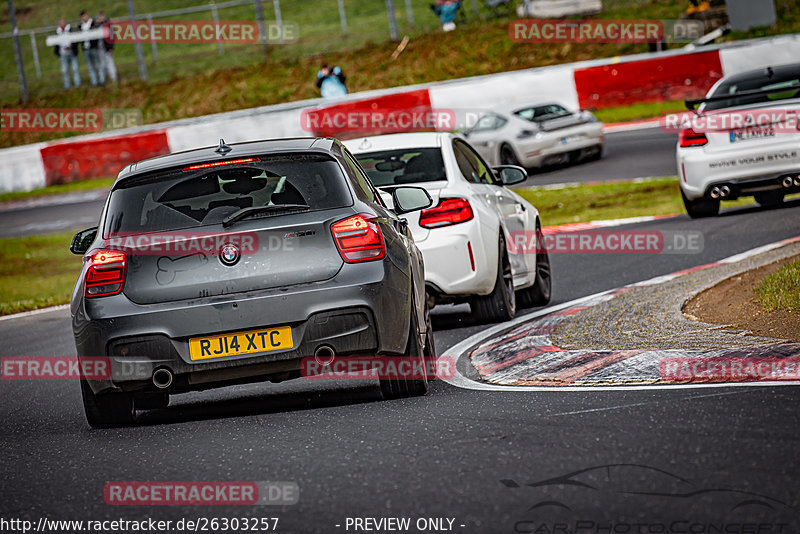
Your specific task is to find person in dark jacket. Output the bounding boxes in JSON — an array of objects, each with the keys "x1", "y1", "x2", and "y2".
[
  {"x1": 96, "y1": 12, "x2": 117, "y2": 83},
  {"x1": 54, "y1": 18, "x2": 81, "y2": 90},
  {"x1": 80, "y1": 10, "x2": 104, "y2": 86},
  {"x1": 315, "y1": 63, "x2": 348, "y2": 99}
]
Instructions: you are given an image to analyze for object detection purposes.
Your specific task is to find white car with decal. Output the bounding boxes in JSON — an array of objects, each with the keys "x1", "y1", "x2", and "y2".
[
  {"x1": 677, "y1": 63, "x2": 800, "y2": 218},
  {"x1": 345, "y1": 132, "x2": 551, "y2": 323}
]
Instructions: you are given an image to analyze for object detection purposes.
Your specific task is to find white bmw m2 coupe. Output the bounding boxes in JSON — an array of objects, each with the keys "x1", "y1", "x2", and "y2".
[{"x1": 346, "y1": 132, "x2": 551, "y2": 323}]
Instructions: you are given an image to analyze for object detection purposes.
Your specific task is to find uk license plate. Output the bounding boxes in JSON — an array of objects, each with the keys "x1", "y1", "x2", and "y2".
[{"x1": 189, "y1": 326, "x2": 293, "y2": 361}]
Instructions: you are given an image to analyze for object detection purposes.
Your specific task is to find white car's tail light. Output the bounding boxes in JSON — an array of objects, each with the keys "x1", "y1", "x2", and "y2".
[
  {"x1": 419, "y1": 198, "x2": 474, "y2": 229},
  {"x1": 679, "y1": 128, "x2": 708, "y2": 147},
  {"x1": 331, "y1": 214, "x2": 386, "y2": 263},
  {"x1": 85, "y1": 250, "x2": 126, "y2": 297}
]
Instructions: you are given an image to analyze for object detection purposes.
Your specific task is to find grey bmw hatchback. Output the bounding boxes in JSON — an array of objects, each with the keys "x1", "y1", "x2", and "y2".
[{"x1": 70, "y1": 137, "x2": 436, "y2": 427}]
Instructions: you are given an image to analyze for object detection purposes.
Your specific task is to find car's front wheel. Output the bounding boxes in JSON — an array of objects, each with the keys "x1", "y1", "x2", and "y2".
[
  {"x1": 472, "y1": 237, "x2": 516, "y2": 323},
  {"x1": 682, "y1": 190, "x2": 719, "y2": 218},
  {"x1": 500, "y1": 144, "x2": 522, "y2": 167},
  {"x1": 81, "y1": 379, "x2": 135, "y2": 428}
]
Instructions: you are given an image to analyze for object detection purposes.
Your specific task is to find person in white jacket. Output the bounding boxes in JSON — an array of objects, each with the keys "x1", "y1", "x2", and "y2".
[{"x1": 54, "y1": 18, "x2": 81, "y2": 90}]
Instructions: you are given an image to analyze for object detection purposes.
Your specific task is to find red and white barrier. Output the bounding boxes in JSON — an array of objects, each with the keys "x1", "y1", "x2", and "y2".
[{"x1": 1, "y1": 34, "x2": 799, "y2": 194}]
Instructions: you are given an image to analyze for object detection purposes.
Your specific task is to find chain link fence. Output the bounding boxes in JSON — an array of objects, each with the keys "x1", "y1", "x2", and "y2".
[{"x1": 1, "y1": 0, "x2": 511, "y2": 103}]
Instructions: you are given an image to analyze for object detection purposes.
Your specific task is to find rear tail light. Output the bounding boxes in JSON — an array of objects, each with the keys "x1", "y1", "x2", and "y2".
[
  {"x1": 679, "y1": 128, "x2": 708, "y2": 147},
  {"x1": 85, "y1": 250, "x2": 126, "y2": 297},
  {"x1": 419, "y1": 197, "x2": 474, "y2": 229},
  {"x1": 331, "y1": 214, "x2": 386, "y2": 263}
]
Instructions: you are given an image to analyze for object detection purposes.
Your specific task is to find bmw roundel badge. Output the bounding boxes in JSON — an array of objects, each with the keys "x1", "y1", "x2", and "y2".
[{"x1": 219, "y1": 243, "x2": 241, "y2": 266}]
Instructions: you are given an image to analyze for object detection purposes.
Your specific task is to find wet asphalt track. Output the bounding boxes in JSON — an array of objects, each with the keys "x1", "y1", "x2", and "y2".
[{"x1": 2, "y1": 126, "x2": 800, "y2": 532}]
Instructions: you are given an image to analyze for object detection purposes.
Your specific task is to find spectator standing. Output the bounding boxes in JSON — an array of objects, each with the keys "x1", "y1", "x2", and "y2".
[
  {"x1": 316, "y1": 63, "x2": 348, "y2": 99},
  {"x1": 96, "y1": 12, "x2": 117, "y2": 83},
  {"x1": 80, "y1": 10, "x2": 105, "y2": 86},
  {"x1": 433, "y1": 0, "x2": 460, "y2": 32},
  {"x1": 54, "y1": 18, "x2": 81, "y2": 90}
]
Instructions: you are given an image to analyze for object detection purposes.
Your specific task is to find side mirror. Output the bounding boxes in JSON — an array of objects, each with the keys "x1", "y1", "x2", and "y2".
[
  {"x1": 391, "y1": 186, "x2": 433, "y2": 214},
  {"x1": 492, "y1": 165, "x2": 527, "y2": 186},
  {"x1": 70, "y1": 227, "x2": 98, "y2": 255}
]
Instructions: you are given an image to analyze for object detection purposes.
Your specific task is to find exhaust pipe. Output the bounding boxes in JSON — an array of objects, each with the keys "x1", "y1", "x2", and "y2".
[
  {"x1": 794, "y1": 176, "x2": 800, "y2": 186},
  {"x1": 720, "y1": 185, "x2": 731, "y2": 198},
  {"x1": 710, "y1": 187, "x2": 721, "y2": 199},
  {"x1": 783, "y1": 176, "x2": 794, "y2": 188},
  {"x1": 152, "y1": 368, "x2": 173, "y2": 389},
  {"x1": 314, "y1": 345, "x2": 336, "y2": 366}
]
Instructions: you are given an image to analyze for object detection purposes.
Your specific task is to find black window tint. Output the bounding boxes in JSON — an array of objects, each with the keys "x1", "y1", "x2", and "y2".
[
  {"x1": 103, "y1": 154, "x2": 352, "y2": 236},
  {"x1": 353, "y1": 148, "x2": 446, "y2": 187},
  {"x1": 705, "y1": 71, "x2": 800, "y2": 110},
  {"x1": 454, "y1": 140, "x2": 495, "y2": 185},
  {"x1": 452, "y1": 143, "x2": 479, "y2": 184},
  {"x1": 471, "y1": 114, "x2": 508, "y2": 132},
  {"x1": 343, "y1": 151, "x2": 376, "y2": 203}
]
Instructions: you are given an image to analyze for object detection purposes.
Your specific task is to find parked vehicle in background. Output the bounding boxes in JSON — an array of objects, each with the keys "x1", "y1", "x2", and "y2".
[
  {"x1": 346, "y1": 132, "x2": 551, "y2": 324},
  {"x1": 677, "y1": 63, "x2": 800, "y2": 218},
  {"x1": 463, "y1": 102, "x2": 604, "y2": 170}
]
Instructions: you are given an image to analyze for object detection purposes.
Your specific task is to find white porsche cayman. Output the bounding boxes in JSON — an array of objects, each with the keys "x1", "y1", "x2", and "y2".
[{"x1": 345, "y1": 132, "x2": 551, "y2": 323}]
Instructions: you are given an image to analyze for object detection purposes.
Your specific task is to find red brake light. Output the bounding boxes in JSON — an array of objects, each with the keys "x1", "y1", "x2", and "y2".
[
  {"x1": 331, "y1": 214, "x2": 386, "y2": 263},
  {"x1": 419, "y1": 198, "x2": 474, "y2": 229},
  {"x1": 85, "y1": 250, "x2": 126, "y2": 297},
  {"x1": 183, "y1": 157, "x2": 259, "y2": 171},
  {"x1": 679, "y1": 128, "x2": 708, "y2": 147}
]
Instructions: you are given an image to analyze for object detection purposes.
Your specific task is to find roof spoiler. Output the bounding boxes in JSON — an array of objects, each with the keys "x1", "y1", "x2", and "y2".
[{"x1": 685, "y1": 82, "x2": 800, "y2": 115}]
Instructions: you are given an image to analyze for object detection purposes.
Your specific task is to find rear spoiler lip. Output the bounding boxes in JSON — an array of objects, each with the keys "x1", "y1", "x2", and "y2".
[{"x1": 685, "y1": 83, "x2": 800, "y2": 115}]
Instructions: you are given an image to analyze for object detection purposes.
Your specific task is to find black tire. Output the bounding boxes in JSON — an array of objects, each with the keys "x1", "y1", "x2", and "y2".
[
  {"x1": 380, "y1": 294, "x2": 431, "y2": 400},
  {"x1": 81, "y1": 379, "x2": 135, "y2": 428},
  {"x1": 500, "y1": 144, "x2": 522, "y2": 167},
  {"x1": 517, "y1": 225, "x2": 552, "y2": 308},
  {"x1": 471, "y1": 237, "x2": 516, "y2": 323},
  {"x1": 681, "y1": 190, "x2": 719, "y2": 218},
  {"x1": 587, "y1": 144, "x2": 603, "y2": 162},
  {"x1": 754, "y1": 191, "x2": 784, "y2": 207}
]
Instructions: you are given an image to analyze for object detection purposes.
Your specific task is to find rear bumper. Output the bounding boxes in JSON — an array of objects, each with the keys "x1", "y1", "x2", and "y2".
[
  {"x1": 418, "y1": 219, "x2": 496, "y2": 299},
  {"x1": 516, "y1": 131, "x2": 603, "y2": 168},
  {"x1": 73, "y1": 261, "x2": 409, "y2": 394},
  {"x1": 678, "y1": 140, "x2": 800, "y2": 200}
]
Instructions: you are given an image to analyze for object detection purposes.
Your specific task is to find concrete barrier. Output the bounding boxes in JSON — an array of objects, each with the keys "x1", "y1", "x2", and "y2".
[{"x1": 2, "y1": 33, "x2": 799, "y2": 194}]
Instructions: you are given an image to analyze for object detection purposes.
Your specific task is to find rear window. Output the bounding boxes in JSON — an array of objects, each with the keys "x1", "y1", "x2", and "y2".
[
  {"x1": 514, "y1": 104, "x2": 570, "y2": 122},
  {"x1": 104, "y1": 153, "x2": 352, "y2": 236},
  {"x1": 353, "y1": 148, "x2": 446, "y2": 187},
  {"x1": 705, "y1": 70, "x2": 800, "y2": 110}
]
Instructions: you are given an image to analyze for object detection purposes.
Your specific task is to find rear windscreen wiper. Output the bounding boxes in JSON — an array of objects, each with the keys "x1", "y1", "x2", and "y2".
[{"x1": 222, "y1": 204, "x2": 310, "y2": 227}]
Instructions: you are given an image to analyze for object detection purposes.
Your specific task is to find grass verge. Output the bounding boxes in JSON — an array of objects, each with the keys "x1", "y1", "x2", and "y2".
[
  {"x1": 513, "y1": 176, "x2": 760, "y2": 226},
  {"x1": 593, "y1": 101, "x2": 686, "y2": 124},
  {"x1": 0, "y1": 178, "x2": 793, "y2": 315},
  {"x1": 0, "y1": 178, "x2": 114, "y2": 203},
  {"x1": 0, "y1": 232, "x2": 81, "y2": 315},
  {"x1": 756, "y1": 258, "x2": 800, "y2": 312}
]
